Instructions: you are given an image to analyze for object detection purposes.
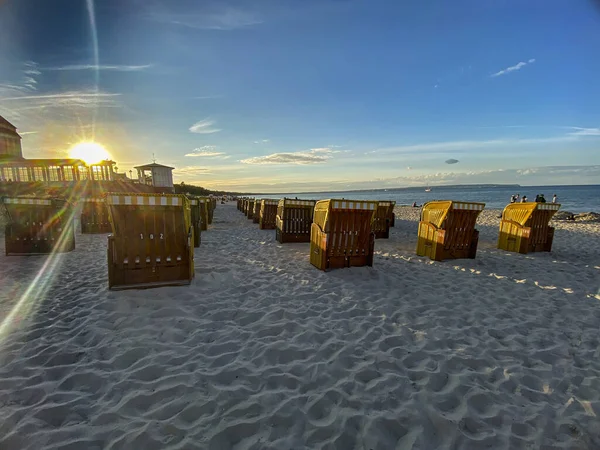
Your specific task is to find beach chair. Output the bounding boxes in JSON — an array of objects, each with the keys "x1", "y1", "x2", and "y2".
[
  {"x1": 242, "y1": 198, "x2": 249, "y2": 214},
  {"x1": 253, "y1": 200, "x2": 262, "y2": 224},
  {"x1": 259, "y1": 199, "x2": 279, "y2": 230},
  {"x1": 498, "y1": 203, "x2": 560, "y2": 254},
  {"x1": 80, "y1": 197, "x2": 111, "y2": 234},
  {"x1": 188, "y1": 198, "x2": 203, "y2": 247},
  {"x1": 247, "y1": 199, "x2": 256, "y2": 220},
  {"x1": 390, "y1": 210, "x2": 396, "y2": 227},
  {"x1": 106, "y1": 193, "x2": 194, "y2": 290},
  {"x1": 416, "y1": 201, "x2": 485, "y2": 261},
  {"x1": 207, "y1": 198, "x2": 215, "y2": 225},
  {"x1": 310, "y1": 199, "x2": 379, "y2": 270},
  {"x1": 3, "y1": 197, "x2": 75, "y2": 255},
  {"x1": 372, "y1": 201, "x2": 396, "y2": 239},
  {"x1": 276, "y1": 198, "x2": 317, "y2": 243}
]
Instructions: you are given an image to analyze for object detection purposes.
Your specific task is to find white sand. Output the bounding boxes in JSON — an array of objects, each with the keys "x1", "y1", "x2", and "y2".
[{"x1": 0, "y1": 203, "x2": 599, "y2": 449}]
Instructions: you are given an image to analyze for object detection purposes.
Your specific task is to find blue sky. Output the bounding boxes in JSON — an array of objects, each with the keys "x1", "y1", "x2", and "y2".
[{"x1": 1, "y1": 0, "x2": 599, "y2": 192}]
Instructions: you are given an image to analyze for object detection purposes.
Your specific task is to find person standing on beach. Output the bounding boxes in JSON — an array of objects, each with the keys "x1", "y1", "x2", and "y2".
[
  {"x1": 510, "y1": 194, "x2": 516, "y2": 203},
  {"x1": 539, "y1": 194, "x2": 546, "y2": 203},
  {"x1": 553, "y1": 194, "x2": 558, "y2": 203},
  {"x1": 521, "y1": 195, "x2": 527, "y2": 202}
]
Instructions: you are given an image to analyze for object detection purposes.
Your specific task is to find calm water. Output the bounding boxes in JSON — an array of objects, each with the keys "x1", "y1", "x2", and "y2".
[{"x1": 263, "y1": 185, "x2": 600, "y2": 213}]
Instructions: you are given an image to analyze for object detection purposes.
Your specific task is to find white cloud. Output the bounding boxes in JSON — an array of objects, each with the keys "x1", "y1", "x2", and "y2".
[
  {"x1": 241, "y1": 147, "x2": 340, "y2": 165},
  {"x1": 185, "y1": 145, "x2": 225, "y2": 157},
  {"x1": 567, "y1": 127, "x2": 600, "y2": 137},
  {"x1": 253, "y1": 139, "x2": 270, "y2": 144},
  {"x1": 1, "y1": 92, "x2": 121, "y2": 102},
  {"x1": 491, "y1": 58, "x2": 535, "y2": 77},
  {"x1": 44, "y1": 64, "x2": 153, "y2": 72},
  {"x1": 152, "y1": 8, "x2": 262, "y2": 30},
  {"x1": 189, "y1": 118, "x2": 221, "y2": 134}
]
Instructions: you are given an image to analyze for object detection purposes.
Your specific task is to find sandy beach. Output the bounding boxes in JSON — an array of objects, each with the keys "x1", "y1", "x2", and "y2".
[{"x1": 1, "y1": 202, "x2": 599, "y2": 449}]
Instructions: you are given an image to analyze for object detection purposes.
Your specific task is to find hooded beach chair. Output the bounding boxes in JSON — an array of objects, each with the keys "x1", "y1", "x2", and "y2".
[
  {"x1": 188, "y1": 197, "x2": 209, "y2": 247},
  {"x1": 498, "y1": 202, "x2": 560, "y2": 254},
  {"x1": 246, "y1": 199, "x2": 255, "y2": 220},
  {"x1": 310, "y1": 199, "x2": 379, "y2": 270},
  {"x1": 372, "y1": 200, "x2": 396, "y2": 239},
  {"x1": 259, "y1": 199, "x2": 279, "y2": 230},
  {"x1": 3, "y1": 197, "x2": 75, "y2": 255},
  {"x1": 106, "y1": 193, "x2": 194, "y2": 290},
  {"x1": 416, "y1": 201, "x2": 485, "y2": 261},
  {"x1": 276, "y1": 198, "x2": 317, "y2": 243},
  {"x1": 253, "y1": 199, "x2": 262, "y2": 224},
  {"x1": 80, "y1": 197, "x2": 111, "y2": 234}
]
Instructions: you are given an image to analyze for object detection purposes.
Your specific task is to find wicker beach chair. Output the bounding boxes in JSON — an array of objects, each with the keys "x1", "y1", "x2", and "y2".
[
  {"x1": 246, "y1": 199, "x2": 256, "y2": 220},
  {"x1": 3, "y1": 197, "x2": 75, "y2": 255},
  {"x1": 310, "y1": 199, "x2": 379, "y2": 270},
  {"x1": 80, "y1": 197, "x2": 111, "y2": 234},
  {"x1": 372, "y1": 200, "x2": 396, "y2": 239},
  {"x1": 416, "y1": 200, "x2": 485, "y2": 261},
  {"x1": 253, "y1": 200, "x2": 262, "y2": 224},
  {"x1": 498, "y1": 203, "x2": 560, "y2": 254},
  {"x1": 276, "y1": 198, "x2": 317, "y2": 243},
  {"x1": 259, "y1": 199, "x2": 279, "y2": 230},
  {"x1": 106, "y1": 193, "x2": 194, "y2": 290}
]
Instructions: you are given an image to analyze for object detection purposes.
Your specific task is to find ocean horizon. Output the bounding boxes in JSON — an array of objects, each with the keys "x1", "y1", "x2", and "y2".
[{"x1": 251, "y1": 184, "x2": 600, "y2": 213}]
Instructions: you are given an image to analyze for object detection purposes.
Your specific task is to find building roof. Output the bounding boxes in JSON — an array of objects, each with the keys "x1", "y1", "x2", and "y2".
[
  {"x1": 0, "y1": 158, "x2": 87, "y2": 167},
  {"x1": 0, "y1": 115, "x2": 17, "y2": 131},
  {"x1": 134, "y1": 162, "x2": 175, "y2": 170}
]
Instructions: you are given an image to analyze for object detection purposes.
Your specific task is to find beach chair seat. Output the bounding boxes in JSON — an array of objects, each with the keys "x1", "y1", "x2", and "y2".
[
  {"x1": 259, "y1": 199, "x2": 279, "y2": 230},
  {"x1": 416, "y1": 201, "x2": 485, "y2": 261},
  {"x1": 253, "y1": 200, "x2": 262, "y2": 224},
  {"x1": 247, "y1": 199, "x2": 256, "y2": 220},
  {"x1": 310, "y1": 199, "x2": 378, "y2": 270},
  {"x1": 106, "y1": 193, "x2": 194, "y2": 290},
  {"x1": 188, "y1": 197, "x2": 205, "y2": 247},
  {"x1": 3, "y1": 197, "x2": 75, "y2": 255},
  {"x1": 372, "y1": 201, "x2": 396, "y2": 239},
  {"x1": 498, "y1": 203, "x2": 560, "y2": 254},
  {"x1": 80, "y1": 197, "x2": 111, "y2": 234},
  {"x1": 276, "y1": 198, "x2": 316, "y2": 243}
]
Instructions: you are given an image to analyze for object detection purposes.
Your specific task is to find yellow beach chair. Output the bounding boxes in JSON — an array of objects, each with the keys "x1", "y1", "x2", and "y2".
[
  {"x1": 310, "y1": 199, "x2": 378, "y2": 270},
  {"x1": 253, "y1": 200, "x2": 262, "y2": 224},
  {"x1": 372, "y1": 200, "x2": 396, "y2": 239},
  {"x1": 3, "y1": 197, "x2": 75, "y2": 255},
  {"x1": 498, "y1": 203, "x2": 560, "y2": 254},
  {"x1": 276, "y1": 198, "x2": 317, "y2": 243},
  {"x1": 106, "y1": 193, "x2": 194, "y2": 290},
  {"x1": 246, "y1": 199, "x2": 255, "y2": 220},
  {"x1": 416, "y1": 200, "x2": 485, "y2": 261},
  {"x1": 259, "y1": 199, "x2": 279, "y2": 230}
]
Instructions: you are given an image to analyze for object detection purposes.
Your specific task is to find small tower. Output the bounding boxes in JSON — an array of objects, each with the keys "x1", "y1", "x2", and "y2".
[{"x1": 134, "y1": 162, "x2": 175, "y2": 193}]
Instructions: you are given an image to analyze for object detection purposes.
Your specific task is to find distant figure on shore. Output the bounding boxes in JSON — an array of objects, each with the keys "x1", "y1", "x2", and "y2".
[
  {"x1": 412, "y1": 201, "x2": 421, "y2": 207},
  {"x1": 553, "y1": 194, "x2": 558, "y2": 203},
  {"x1": 510, "y1": 194, "x2": 517, "y2": 203},
  {"x1": 539, "y1": 194, "x2": 546, "y2": 203},
  {"x1": 521, "y1": 196, "x2": 527, "y2": 203}
]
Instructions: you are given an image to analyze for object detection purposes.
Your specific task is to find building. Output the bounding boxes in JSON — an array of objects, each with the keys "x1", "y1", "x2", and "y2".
[
  {"x1": 0, "y1": 115, "x2": 116, "y2": 184},
  {"x1": 134, "y1": 162, "x2": 175, "y2": 193}
]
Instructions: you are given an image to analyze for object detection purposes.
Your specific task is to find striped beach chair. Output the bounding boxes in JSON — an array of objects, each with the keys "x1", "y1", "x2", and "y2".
[
  {"x1": 310, "y1": 199, "x2": 379, "y2": 270},
  {"x1": 252, "y1": 200, "x2": 262, "y2": 224},
  {"x1": 188, "y1": 197, "x2": 204, "y2": 247},
  {"x1": 106, "y1": 193, "x2": 194, "y2": 290},
  {"x1": 416, "y1": 200, "x2": 485, "y2": 261},
  {"x1": 276, "y1": 198, "x2": 317, "y2": 243},
  {"x1": 246, "y1": 199, "x2": 256, "y2": 220},
  {"x1": 259, "y1": 199, "x2": 279, "y2": 230},
  {"x1": 3, "y1": 197, "x2": 75, "y2": 255},
  {"x1": 80, "y1": 197, "x2": 111, "y2": 234},
  {"x1": 372, "y1": 200, "x2": 396, "y2": 239},
  {"x1": 498, "y1": 202, "x2": 560, "y2": 254}
]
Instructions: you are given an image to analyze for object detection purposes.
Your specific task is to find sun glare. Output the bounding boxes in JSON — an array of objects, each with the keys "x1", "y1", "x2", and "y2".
[{"x1": 69, "y1": 142, "x2": 111, "y2": 164}]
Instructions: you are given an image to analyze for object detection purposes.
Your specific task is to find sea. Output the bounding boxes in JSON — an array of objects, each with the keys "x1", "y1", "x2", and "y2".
[{"x1": 263, "y1": 185, "x2": 600, "y2": 213}]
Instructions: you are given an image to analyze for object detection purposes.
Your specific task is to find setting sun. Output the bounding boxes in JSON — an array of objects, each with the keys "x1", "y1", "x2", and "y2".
[{"x1": 69, "y1": 142, "x2": 111, "y2": 165}]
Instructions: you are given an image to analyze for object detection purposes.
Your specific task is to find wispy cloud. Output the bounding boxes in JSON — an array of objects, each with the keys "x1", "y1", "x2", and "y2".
[
  {"x1": 567, "y1": 127, "x2": 600, "y2": 137},
  {"x1": 491, "y1": 58, "x2": 535, "y2": 77},
  {"x1": 189, "y1": 118, "x2": 221, "y2": 134},
  {"x1": 241, "y1": 147, "x2": 340, "y2": 165},
  {"x1": 173, "y1": 166, "x2": 213, "y2": 176},
  {"x1": 185, "y1": 145, "x2": 225, "y2": 157},
  {"x1": 151, "y1": 7, "x2": 262, "y2": 31},
  {"x1": 44, "y1": 64, "x2": 153, "y2": 72},
  {"x1": 253, "y1": 139, "x2": 270, "y2": 144}
]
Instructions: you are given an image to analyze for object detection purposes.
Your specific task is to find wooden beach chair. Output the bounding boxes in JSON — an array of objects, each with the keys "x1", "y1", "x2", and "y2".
[
  {"x1": 247, "y1": 199, "x2": 256, "y2": 220},
  {"x1": 253, "y1": 200, "x2": 262, "y2": 224},
  {"x1": 416, "y1": 201, "x2": 485, "y2": 261},
  {"x1": 106, "y1": 193, "x2": 194, "y2": 290},
  {"x1": 276, "y1": 198, "x2": 317, "y2": 243},
  {"x1": 207, "y1": 197, "x2": 216, "y2": 224},
  {"x1": 498, "y1": 203, "x2": 560, "y2": 254},
  {"x1": 3, "y1": 197, "x2": 75, "y2": 255},
  {"x1": 259, "y1": 199, "x2": 279, "y2": 230},
  {"x1": 80, "y1": 197, "x2": 111, "y2": 234},
  {"x1": 188, "y1": 198, "x2": 203, "y2": 247},
  {"x1": 310, "y1": 199, "x2": 379, "y2": 270},
  {"x1": 372, "y1": 201, "x2": 396, "y2": 239}
]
